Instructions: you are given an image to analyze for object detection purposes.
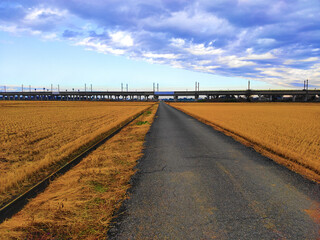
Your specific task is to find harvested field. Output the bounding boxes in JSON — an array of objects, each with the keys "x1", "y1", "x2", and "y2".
[
  {"x1": 0, "y1": 103, "x2": 158, "y2": 240},
  {"x1": 169, "y1": 102, "x2": 320, "y2": 182},
  {"x1": 0, "y1": 101, "x2": 153, "y2": 206}
]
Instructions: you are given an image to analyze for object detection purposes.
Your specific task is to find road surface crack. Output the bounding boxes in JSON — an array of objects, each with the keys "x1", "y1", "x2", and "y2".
[{"x1": 140, "y1": 165, "x2": 167, "y2": 174}]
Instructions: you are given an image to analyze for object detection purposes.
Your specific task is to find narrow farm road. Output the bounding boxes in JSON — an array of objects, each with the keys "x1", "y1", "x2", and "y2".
[{"x1": 108, "y1": 102, "x2": 320, "y2": 239}]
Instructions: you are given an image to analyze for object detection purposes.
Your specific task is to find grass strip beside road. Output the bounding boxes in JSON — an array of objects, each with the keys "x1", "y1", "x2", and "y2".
[{"x1": 0, "y1": 104, "x2": 158, "y2": 239}]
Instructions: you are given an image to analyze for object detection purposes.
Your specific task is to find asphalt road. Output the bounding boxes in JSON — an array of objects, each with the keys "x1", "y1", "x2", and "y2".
[{"x1": 108, "y1": 102, "x2": 320, "y2": 239}]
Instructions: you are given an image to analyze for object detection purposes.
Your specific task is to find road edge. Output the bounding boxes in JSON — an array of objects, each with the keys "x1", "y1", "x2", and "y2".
[{"x1": 167, "y1": 103, "x2": 320, "y2": 184}]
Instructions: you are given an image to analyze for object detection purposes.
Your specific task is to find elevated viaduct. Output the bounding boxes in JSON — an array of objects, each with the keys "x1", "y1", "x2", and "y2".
[{"x1": 0, "y1": 89, "x2": 319, "y2": 101}]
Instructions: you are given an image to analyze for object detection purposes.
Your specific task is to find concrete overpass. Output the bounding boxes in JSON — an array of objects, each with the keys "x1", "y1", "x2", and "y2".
[{"x1": 0, "y1": 89, "x2": 319, "y2": 101}]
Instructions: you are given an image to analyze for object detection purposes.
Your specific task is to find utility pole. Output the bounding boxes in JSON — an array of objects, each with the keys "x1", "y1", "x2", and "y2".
[
  {"x1": 195, "y1": 81, "x2": 197, "y2": 91},
  {"x1": 304, "y1": 80, "x2": 306, "y2": 90},
  {"x1": 153, "y1": 83, "x2": 155, "y2": 92},
  {"x1": 121, "y1": 83, "x2": 123, "y2": 92},
  {"x1": 51, "y1": 84, "x2": 53, "y2": 92},
  {"x1": 58, "y1": 84, "x2": 60, "y2": 92},
  {"x1": 305, "y1": 79, "x2": 309, "y2": 102},
  {"x1": 90, "y1": 84, "x2": 92, "y2": 92},
  {"x1": 126, "y1": 84, "x2": 128, "y2": 92},
  {"x1": 157, "y1": 83, "x2": 159, "y2": 92},
  {"x1": 85, "y1": 83, "x2": 87, "y2": 92},
  {"x1": 248, "y1": 80, "x2": 250, "y2": 90},
  {"x1": 198, "y1": 82, "x2": 200, "y2": 91}
]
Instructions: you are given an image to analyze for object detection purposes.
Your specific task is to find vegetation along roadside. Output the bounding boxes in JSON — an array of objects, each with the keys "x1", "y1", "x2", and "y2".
[
  {"x1": 0, "y1": 103, "x2": 158, "y2": 239},
  {"x1": 0, "y1": 101, "x2": 152, "y2": 208},
  {"x1": 169, "y1": 102, "x2": 320, "y2": 183}
]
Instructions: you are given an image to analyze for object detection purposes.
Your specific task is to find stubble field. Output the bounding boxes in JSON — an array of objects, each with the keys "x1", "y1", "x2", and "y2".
[
  {"x1": 169, "y1": 102, "x2": 320, "y2": 182},
  {"x1": 0, "y1": 103, "x2": 158, "y2": 239},
  {"x1": 0, "y1": 101, "x2": 153, "y2": 206}
]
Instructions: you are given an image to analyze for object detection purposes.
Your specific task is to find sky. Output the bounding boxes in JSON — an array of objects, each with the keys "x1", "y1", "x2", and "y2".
[{"x1": 0, "y1": 0, "x2": 319, "y2": 91}]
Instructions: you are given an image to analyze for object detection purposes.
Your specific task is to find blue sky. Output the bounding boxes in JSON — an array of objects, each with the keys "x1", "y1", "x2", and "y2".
[{"x1": 0, "y1": 0, "x2": 319, "y2": 91}]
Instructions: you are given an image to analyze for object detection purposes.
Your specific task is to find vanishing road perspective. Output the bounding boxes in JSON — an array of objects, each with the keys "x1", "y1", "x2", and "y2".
[{"x1": 109, "y1": 102, "x2": 320, "y2": 239}]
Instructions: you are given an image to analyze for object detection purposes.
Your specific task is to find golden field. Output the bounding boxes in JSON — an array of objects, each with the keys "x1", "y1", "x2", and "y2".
[
  {"x1": 169, "y1": 102, "x2": 320, "y2": 181},
  {"x1": 0, "y1": 104, "x2": 158, "y2": 239},
  {"x1": 0, "y1": 101, "x2": 153, "y2": 206}
]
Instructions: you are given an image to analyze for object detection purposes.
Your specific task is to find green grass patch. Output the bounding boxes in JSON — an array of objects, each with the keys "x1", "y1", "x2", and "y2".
[
  {"x1": 136, "y1": 121, "x2": 149, "y2": 125},
  {"x1": 145, "y1": 110, "x2": 152, "y2": 115},
  {"x1": 89, "y1": 181, "x2": 108, "y2": 193}
]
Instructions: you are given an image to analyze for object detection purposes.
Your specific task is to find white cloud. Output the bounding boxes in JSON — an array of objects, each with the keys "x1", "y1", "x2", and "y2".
[
  {"x1": 170, "y1": 38, "x2": 224, "y2": 55},
  {"x1": 255, "y1": 62, "x2": 320, "y2": 86},
  {"x1": 42, "y1": 33, "x2": 58, "y2": 40},
  {"x1": 284, "y1": 57, "x2": 318, "y2": 65},
  {"x1": 24, "y1": 8, "x2": 66, "y2": 21},
  {"x1": 169, "y1": 60, "x2": 184, "y2": 69},
  {"x1": 109, "y1": 31, "x2": 134, "y2": 47},
  {"x1": 218, "y1": 55, "x2": 256, "y2": 68},
  {"x1": 143, "y1": 52, "x2": 178, "y2": 59},
  {"x1": 242, "y1": 49, "x2": 276, "y2": 60},
  {"x1": 300, "y1": 57, "x2": 318, "y2": 62},
  {"x1": 191, "y1": 65, "x2": 219, "y2": 73},
  {"x1": 186, "y1": 43, "x2": 224, "y2": 55},
  {"x1": 76, "y1": 38, "x2": 125, "y2": 55},
  {"x1": 0, "y1": 24, "x2": 41, "y2": 35},
  {"x1": 170, "y1": 38, "x2": 185, "y2": 48}
]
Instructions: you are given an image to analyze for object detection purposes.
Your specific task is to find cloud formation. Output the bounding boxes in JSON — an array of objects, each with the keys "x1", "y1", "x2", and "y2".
[{"x1": 1, "y1": 0, "x2": 319, "y2": 87}]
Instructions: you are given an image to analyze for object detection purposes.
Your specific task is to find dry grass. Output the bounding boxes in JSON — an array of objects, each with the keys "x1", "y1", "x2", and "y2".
[
  {"x1": 169, "y1": 102, "x2": 320, "y2": 182},
  {"x1": 0, "y1": 103, "x2": 158, "y2": 240},
  {"x1": 0, "y1": 101, "x2": 153, "y2": 207}
]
